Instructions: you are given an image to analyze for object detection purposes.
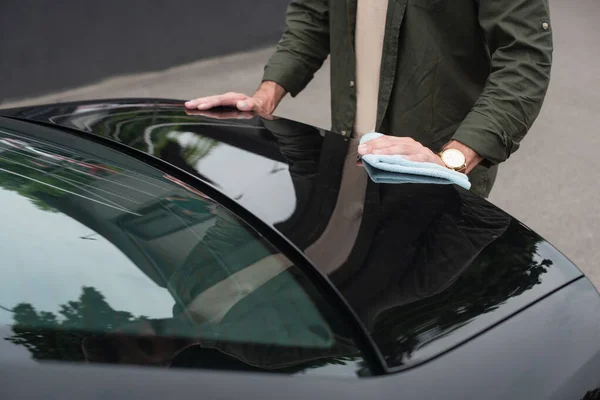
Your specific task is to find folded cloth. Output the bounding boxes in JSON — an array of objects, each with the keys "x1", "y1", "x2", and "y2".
[{"x1": 359, "y1": 132, "x2": 471, "y2": 190}]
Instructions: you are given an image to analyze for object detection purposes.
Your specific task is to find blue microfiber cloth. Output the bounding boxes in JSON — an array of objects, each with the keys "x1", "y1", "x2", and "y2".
[{"x1": 359, "y1": 132, "x2": 471, "y2": 190}]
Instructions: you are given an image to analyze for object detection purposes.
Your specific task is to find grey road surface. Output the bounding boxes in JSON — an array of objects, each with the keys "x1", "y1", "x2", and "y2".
[{"x1": 2, "y1": 1, "x2": 599, "y2": 285}]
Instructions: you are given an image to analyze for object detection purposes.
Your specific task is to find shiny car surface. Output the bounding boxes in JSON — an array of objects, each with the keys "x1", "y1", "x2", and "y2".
[{"x1": 1, "y1": 99, "x2": 599, "y2": 399}]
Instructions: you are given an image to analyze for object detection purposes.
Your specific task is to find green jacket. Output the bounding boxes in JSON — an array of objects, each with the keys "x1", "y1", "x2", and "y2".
[{"x1": 263, "y1": 0, "x2": 553, "y2": 197}]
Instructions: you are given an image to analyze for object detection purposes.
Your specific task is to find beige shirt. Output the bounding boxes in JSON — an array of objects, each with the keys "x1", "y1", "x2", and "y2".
[
  {"x1": 302, "y1": 140, "x2": 368, "y2": 274},
  {"x1": 353, "y1": 0, "x2": 389, "y2": 137}
]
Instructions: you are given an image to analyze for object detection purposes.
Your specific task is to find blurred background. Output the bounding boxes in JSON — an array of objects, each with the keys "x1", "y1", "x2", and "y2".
[{"x1": 1, "y1": 0, "x2": 599, "y2": 286}]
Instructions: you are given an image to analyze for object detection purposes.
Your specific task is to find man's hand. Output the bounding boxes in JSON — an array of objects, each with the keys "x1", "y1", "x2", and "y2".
[
  {"x1": 357, "y1": 136, "x2": 446, "y2": 168},
  {"x1": 185, "y1": 92, "x2": 266, "y2": 113},
  {"x1": 184, "y1": 81, "x2": 287, "y2": 115}
]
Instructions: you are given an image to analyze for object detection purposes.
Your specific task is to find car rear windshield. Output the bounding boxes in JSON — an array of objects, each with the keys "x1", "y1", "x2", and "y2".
[{"x1": 0, "y1": 124, "x2": 366, "y2": 376}]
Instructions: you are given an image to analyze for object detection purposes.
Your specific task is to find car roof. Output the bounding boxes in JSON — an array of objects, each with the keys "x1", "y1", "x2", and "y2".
[{"x1": 0, "y1": 99, "x2": 583, "y2": 371}]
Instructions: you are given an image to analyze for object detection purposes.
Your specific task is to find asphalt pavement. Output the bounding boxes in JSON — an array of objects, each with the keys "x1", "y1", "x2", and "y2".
[{"x1": 2, "y1": 1, "x2": 599, "y2": 285}]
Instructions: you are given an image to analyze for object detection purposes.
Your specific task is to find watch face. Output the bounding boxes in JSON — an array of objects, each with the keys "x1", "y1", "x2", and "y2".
[{"x1": 441, "y1": 149, "x2": 466, "y2": 169}]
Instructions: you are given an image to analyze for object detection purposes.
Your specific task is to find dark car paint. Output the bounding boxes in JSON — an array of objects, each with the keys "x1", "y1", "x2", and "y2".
[
  {"x1": 1, "y1": 99, "x2": 599, "y2": 398},
  {"x1": 2, "y1": 279, "x2": 600, "y2": 400}
]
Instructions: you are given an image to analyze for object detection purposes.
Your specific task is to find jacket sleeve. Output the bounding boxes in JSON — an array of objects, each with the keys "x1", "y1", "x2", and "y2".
[
  {"x1": 452, "y1": 0, "x2": 553, "y2": 166},
  {"x1": 262, "y1": 0, "x2": 330, "y2": 97}
]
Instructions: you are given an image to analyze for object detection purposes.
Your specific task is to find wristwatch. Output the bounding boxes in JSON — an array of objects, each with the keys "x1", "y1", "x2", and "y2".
[{"x1": 439, "y1": 148, "x2": 467, "y2": 173}]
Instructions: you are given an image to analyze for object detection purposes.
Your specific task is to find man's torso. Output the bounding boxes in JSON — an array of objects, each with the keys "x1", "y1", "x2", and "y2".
[{"x1": 331, "y1": 0, "x2": 496, "y2": 197}]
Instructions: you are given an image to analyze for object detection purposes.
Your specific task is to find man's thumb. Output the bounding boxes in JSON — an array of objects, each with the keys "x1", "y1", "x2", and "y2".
[{"x1": 236, "y1": 98, "x2": 254, "y2": 111}]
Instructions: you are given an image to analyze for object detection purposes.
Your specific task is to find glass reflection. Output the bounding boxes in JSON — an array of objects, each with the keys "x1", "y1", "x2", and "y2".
[
  {"x1": 583, "y1": 388, "x2": 600, "y2": 399},
  {"x1": 0, "y1": 126, "x2": 366, "y2": 378}
]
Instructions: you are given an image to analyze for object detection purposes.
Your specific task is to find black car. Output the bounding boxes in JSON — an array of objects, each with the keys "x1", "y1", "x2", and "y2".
[{"x1": 0, "y1": 99, "x2": 599, "y2": 399}]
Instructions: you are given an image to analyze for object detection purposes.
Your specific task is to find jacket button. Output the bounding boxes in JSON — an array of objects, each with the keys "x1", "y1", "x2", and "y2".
[
  {"x1": 341, "y1": 130, "x2": 348, "y2": 136},
  {"x1": 542, "y1": 22, "x2": 549, "y2": 30},
  {"x1": 349, "y1": 80, "x2": 355, "y2": 88}
]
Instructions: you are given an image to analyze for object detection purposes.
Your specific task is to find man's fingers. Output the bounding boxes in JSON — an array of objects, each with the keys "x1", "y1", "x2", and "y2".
[
  {"x1": 185, "y1": 93, "x2": 248, "y2": 110},
  {"x1": 374, "y1": 146, "x2": 409, "y2": 155},
  {"x1": 184, "y1": 99, "x2": 199, "y2": 109},
  {"x1": 200, "y1": 93, "x2": 248, "y2": 110},
  {"x1": 358, "y1": 136, "x2": 416, "y2": 155},
  {"x1": 184, "y1": 96, "x2": 213, "y2": 109},
  {"x1": 374, "y1": 145, "x2": 410, "y2": 155},
  {"x1": 236, "y1": 97, "x2": 255, "y2": 111},
  {"x1": 359, "y1": 143, "x2": 408, "y2": 156},
  {"x1": 403, "y1": 154, "x2": 431, "y2": 163},
  {"x1": 368, "y1": 136, "x2": 414, "y2": 149}
]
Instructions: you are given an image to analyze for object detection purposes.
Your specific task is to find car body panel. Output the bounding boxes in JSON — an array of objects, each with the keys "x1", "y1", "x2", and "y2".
[
  {"x1": 0, "y1": 99, "x2": 588, "y2": 372},
  {"x1": 1, "y1": 100, "x2": 598, "y2": 397},
  {"x1": 2, "y1": 278, "x2": 600, "y2": 400}
]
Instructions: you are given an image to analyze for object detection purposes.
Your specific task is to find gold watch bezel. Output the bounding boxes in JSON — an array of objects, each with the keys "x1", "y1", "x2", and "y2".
[{"x1": 439, "y1": 148, "x2": 467, "y2": 172}]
